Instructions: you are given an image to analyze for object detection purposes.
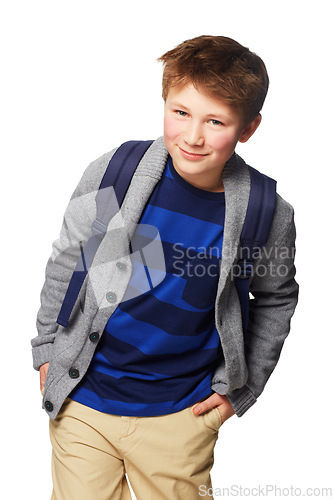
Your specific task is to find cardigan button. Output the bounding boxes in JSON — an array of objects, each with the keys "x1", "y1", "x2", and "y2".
[
  {"x1": 69, "y1": 368, "x2": 79, "y2": 379},
  {"x1": 116, "y1": 262, "x2": 127, "y2": 271},
  {"x1": 89, "y1": 332, "x2": 100, "y2": 343},
  {"x1": 106, "y1": 291, "x2": 117, "y2": 303},
  {"x1": 45, "y1": 401, "x2": 53, "y2": 412}
]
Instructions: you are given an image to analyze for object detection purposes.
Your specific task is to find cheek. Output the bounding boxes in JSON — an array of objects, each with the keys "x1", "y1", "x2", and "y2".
[
  {"x1": 209, "y1": 131, "x2": 239, "y2": 154},
  {"x1": 163, "y1": 115, "x2": 182, "y2": 142}
]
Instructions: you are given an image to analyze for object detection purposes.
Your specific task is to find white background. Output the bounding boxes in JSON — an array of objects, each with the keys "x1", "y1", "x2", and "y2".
[{"x1": 1, "y1": 0, "x2": 332, "y2": 498}]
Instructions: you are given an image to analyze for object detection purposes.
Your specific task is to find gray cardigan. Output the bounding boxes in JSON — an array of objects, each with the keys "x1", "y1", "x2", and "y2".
[{"x1": 31, "y1": 136, "x2": 299, "y2": 419}]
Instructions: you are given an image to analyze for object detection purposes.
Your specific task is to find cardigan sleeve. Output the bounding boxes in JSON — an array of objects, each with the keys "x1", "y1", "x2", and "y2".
[{"x1": 226, "y1": 200, "x2": 299, "y2": 416}]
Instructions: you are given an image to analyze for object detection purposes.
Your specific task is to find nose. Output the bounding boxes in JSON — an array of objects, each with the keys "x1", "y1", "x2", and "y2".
[{"x1": 184, "y1": 121, "x2": 204, "y2": 147}]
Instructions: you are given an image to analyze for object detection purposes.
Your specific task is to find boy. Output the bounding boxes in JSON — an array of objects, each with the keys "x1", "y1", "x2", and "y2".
[{"x1": 32, "y1": 35, "x2": 299, "y2": 499}]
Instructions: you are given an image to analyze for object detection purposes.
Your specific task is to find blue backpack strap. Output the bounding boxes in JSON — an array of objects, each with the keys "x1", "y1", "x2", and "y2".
[
  {"x1": 57, "y1": 140, "x2": 154, "y2": 328},
  {"x1": 235, "y1": 166, "x2": 277, "y2": 334}
]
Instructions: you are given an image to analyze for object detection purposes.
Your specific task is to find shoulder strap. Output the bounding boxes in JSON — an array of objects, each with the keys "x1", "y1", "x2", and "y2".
[
  {"x1": 240, "y1": 166, "x2": 277, "y2": 249},
  {"x1": 56, "y1": 139, "x2": 154, "y2": 328},
  {"x1": 235, "y1": 165, "x2": 277, "y2": 334}
]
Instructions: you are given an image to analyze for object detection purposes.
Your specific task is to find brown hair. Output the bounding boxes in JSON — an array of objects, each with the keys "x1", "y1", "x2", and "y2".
[{"x1": 157, "y1": 35, "x2": 269, "y2": 124}]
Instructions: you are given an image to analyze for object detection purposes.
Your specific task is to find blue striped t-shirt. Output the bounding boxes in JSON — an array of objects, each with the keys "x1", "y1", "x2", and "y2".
[{"x1": 69, "y1": 156, "x2": 225, "y2": 416}]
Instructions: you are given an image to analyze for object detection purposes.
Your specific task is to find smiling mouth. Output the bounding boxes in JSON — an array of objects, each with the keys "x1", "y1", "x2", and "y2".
[{"x1": 178, "y1": 146, "x2": 208, "y2": 159}]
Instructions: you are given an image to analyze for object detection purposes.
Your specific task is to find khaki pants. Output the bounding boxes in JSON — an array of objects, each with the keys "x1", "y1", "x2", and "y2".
[{"x1": 49, "y1": 397, "x2": 223, "y2": 500}]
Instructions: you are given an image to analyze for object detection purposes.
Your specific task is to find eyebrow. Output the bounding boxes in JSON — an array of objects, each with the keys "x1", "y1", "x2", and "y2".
[{"x1": 171, "y1": 102, "x2": 190, "y2": 111}]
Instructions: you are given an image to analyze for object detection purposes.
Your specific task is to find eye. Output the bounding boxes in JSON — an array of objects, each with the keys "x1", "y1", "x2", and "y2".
[
  {"x1": 209, "y1": 119, "x2": 223, "y2": 126},
  {"x1": 176, "y1": 110, "x2": 188, "y2": 117}
]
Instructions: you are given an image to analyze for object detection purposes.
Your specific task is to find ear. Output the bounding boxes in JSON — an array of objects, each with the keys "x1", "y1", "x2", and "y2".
[{"x1": 238, "y1": 114, "x2": 262, "y2": 143}]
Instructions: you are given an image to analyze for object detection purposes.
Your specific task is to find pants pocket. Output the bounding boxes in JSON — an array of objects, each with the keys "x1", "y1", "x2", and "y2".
[{"x1": 189, "y1": 404, "x2": 223, "y2": 433}]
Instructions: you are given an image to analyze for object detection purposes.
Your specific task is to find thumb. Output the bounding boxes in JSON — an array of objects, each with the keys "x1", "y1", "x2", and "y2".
[{"x1": 192, "y1": 393, "x2": 220, "y2": 415}]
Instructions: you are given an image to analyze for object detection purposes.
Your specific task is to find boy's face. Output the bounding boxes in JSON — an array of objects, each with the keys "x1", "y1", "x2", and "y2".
[{"x1": 163, "y1": 83, "x2": 261, "y2": 192}]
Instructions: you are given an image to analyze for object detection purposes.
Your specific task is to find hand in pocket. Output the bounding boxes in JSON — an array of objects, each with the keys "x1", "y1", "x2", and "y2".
[{"x1": 39, "y1": 362, "x2": 49, "y2": 395}]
